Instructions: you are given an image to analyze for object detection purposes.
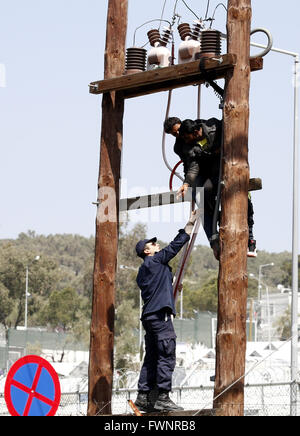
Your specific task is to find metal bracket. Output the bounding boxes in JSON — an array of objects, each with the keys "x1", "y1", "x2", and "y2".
[
  {"x1": 89, "y1": 83, "x2": 99, "y2": 91},
  {"x1": 212, "y1": 56, "x2": 224, "y2": 64}
]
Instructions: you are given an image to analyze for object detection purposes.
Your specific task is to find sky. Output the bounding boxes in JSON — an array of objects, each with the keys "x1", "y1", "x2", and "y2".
[{"x1": 0, "y1": 0, "x2": 299, "y2": 254}]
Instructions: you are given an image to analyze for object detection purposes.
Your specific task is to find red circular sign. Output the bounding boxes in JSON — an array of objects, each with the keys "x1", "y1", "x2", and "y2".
[{"x1": 5, "y1": 355, "x2": 61, "y2": 416}]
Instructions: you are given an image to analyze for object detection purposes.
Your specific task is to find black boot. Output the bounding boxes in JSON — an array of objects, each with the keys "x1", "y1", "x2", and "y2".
[
  {"x1": 154, "y1": 391, "x2": 184, "y2": 412},
  {"x1": 134, "y1": 391, "x2": 155, "y2": 413}
]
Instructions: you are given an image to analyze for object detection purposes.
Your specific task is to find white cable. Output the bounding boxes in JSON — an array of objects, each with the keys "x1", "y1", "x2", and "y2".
[
  {"x1": 250, "y1": 28, "x2": 273, "y2": 59},
  {"x1": 162, "y1": 89, "x2": 184, "y2": 182}
]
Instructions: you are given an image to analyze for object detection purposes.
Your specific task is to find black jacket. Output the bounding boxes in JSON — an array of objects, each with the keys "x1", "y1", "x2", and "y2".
[{"x1": 174, "y1": 118, "x2": 223, "y2": 186}]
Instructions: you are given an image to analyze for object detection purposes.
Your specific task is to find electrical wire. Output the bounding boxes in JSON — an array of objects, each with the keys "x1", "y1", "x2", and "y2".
[
  {"x1": 173, "y1": 0, "x2": 180, "y2": 17},
  {"x1": 159, "y1": 0, "x2": 168, "y2": 31},
  {"x1": 180, "y1": 0, "x2": 200, "y2": 19},
  {"x1": 162, "y1": 90, "x2": 184, "y2": 182},
  {"x1": 204, "y1": 0, "x2": 210, "y2": 20},
  {"x1": 133, "y1": 19, "x2": 172, "y2": 47},
  {"x1": 172, "y1": 0, "x2": 200, "y2": 20},
  {"x1": 210, "y1": 2, "x2": 227, "y2": 28},
  {"x1": 94, "y1": 400, "x2": 112, "y2": 416}
]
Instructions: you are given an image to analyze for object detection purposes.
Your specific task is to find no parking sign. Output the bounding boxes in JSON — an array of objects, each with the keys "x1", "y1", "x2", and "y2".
[{"x1": 4, "y1": 355, "x2": 61, "y2": 416}]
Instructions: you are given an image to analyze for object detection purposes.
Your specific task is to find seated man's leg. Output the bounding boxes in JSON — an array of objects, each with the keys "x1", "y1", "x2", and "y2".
[
  {"x1": 193, "y1": 175, "x2": 219, "y2": 260},
  {"x1": 247, "y1": 195, "x2": 257, "y2": 257},
  {"x1": 202, "y1": 178, "x2": 216, "y2": 241},
  {"x1": 193, "y1": 175, "x2": 214, "y2": 240}
]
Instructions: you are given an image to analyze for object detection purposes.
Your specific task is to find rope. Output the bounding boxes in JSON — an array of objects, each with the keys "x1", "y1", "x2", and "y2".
[{"x1": 162, "y1": 90, "x2": 184, "y2": 182}]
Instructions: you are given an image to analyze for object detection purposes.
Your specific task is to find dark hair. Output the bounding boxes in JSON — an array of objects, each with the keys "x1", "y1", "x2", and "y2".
[
  {"x1": 179, "y1": 119, "x2": 197, "y2": 135},
  {"x1": 163, "y1": 117, "x2": 182, "y2": 133}
]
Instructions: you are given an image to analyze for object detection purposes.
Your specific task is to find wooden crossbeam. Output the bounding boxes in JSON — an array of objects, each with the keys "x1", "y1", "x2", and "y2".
[
  {"x1": 120, "y1": 178, "x2": 262, "y2": 212},
  {"x1": 124, "y1": 409, "x2": 218, "y2": 417},
  {"x1": 249, "y1": 177, "x2": 262, "y2": 192},
  {"x1": 89, "y1": 55, "x2": 263, "y2": 99},
  {"x1": 120, "y1": 190, "x2": 192, "y2": 212}
]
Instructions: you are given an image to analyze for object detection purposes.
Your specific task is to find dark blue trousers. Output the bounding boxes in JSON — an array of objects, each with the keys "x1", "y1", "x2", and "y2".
[{"x1": 138, "y1": 311, "x2": 176, "y2": 393}]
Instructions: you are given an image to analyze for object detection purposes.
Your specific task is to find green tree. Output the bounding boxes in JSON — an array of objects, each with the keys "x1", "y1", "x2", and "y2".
[
  {"x1": 115, "y1": 299, "x2": 139, "y2": 370},
  {"x1": 42, "y1": 288, "x2": 80, "y2": 331},
  {"x1": 0, "y1": 244, "x2": 62, "y2": 328},
  {"x1": 179, "y1": 273, "x2": 219, "y2": 317},
  {"x1": 280, "y1": 256, "x2": 300, "y2": 289},
  {"x1": 0, "y1": 282, "x2": 14, "y2": 329}
]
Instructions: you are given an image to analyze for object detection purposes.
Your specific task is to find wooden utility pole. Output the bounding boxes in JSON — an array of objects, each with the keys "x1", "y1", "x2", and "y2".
[
  {"x1": 87, "y1": 0, "x2": 128, "y2": 416},
  {"x1": 213, "y1": 0, "x2": 252, "y2": 416}
]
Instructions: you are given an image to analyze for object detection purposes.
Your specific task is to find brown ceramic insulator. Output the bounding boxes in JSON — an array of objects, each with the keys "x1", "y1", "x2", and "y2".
[
  {"x1": 199, "y1": 30, "x2": 222, "y2": 57},
  {"x1": 125, "y1": 47, "x2": 147, "y2": 74},
  {"x1": 147, "y1": 29, "x2": 161, "y2": 47},
  {"x1": 178, "y1": 23, "x2": 192, "y2": 41},
  {"x1": 160, "y1": 28, "x2": 172, "y2": 47},
  {"x1": 191, "y1": 23, "x2": 202, "y2": 40}
]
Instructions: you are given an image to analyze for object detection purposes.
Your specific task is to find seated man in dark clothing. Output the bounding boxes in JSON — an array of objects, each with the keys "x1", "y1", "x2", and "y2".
[{"x1": 164, "y1": 117, "x2": 257, "y2": 259}]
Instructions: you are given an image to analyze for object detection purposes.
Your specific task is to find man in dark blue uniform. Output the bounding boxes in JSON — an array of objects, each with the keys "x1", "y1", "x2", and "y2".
[{"x1": 134, "y1": 211, "x2": 198, "y2": 412}]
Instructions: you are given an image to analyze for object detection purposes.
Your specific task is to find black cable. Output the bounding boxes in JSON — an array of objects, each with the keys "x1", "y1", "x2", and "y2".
[{"x1": 207, "y1": 80, "x2": 224, "y2": 100}]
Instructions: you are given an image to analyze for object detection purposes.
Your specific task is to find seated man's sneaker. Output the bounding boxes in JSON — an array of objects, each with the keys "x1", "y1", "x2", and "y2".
[{"x1": 247, "y1": 239, "x2": 257, "y2": 258}]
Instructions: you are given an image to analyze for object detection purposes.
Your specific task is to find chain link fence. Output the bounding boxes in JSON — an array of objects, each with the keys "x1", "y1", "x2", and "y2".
[{"x1": 1, "y1": 382, "x2": 299, "y2": 416}]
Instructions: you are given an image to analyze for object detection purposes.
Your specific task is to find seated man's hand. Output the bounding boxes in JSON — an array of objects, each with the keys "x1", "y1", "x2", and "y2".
[{"x1": 176, "y1": 183, "x2": 189, "y2": 199}]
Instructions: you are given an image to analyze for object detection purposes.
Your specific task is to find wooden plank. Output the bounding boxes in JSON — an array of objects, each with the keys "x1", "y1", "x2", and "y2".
[
  {"x1": 119, "y1": 179, "x2": 261, "y2": 212},
  {"x1": 119, "y1": 190, "x2": 192, "y2": 212},
  {"x1": 89, "y1": 55, "x2": 263, "y2": 99},
  {"x1": 132, "y1": 409, "x2": 218, "y2": 417},
  {"x1": 116, "y1": 409, "x2": 219, "y2": 417}
]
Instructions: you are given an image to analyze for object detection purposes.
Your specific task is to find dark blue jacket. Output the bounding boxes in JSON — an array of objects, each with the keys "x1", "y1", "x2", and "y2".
[{"x1": 136, "y1": 229, "x2": 190, "y2": 320}]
